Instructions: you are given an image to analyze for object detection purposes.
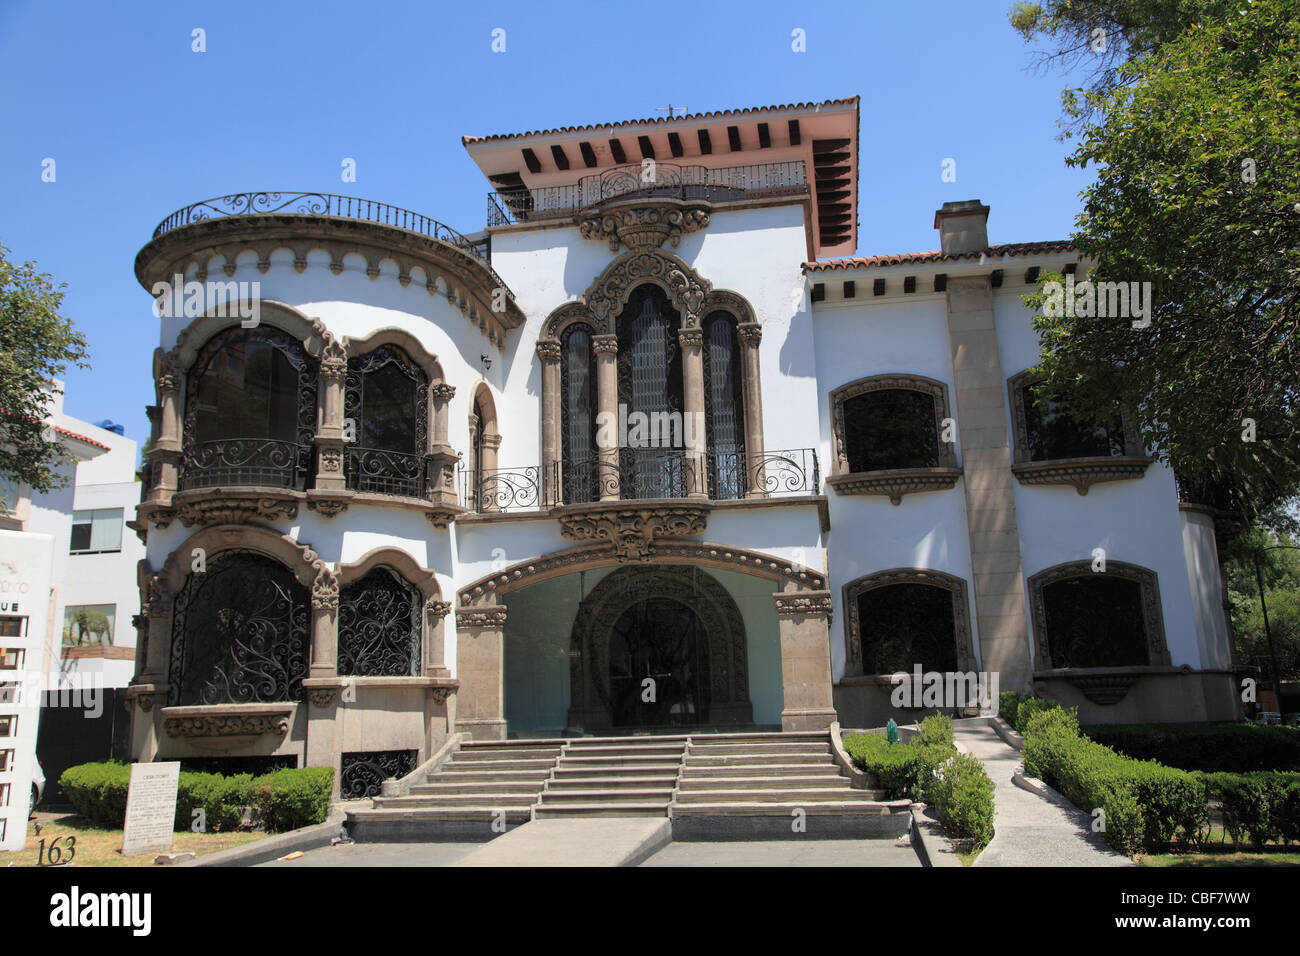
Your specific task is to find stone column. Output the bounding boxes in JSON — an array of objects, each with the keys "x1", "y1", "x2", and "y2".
[
  {"x1": 455, "y1": 604, "x2": 508, "y2": 740},
  {"x1": 737, "y1": 322, "x2": 766, "y2": 497},
  {"x1": 537, "y1": 340, "x2": 561, "y2": 505},
  {"x1": 426, "y1": 383, "x2": 459, "y2": 509},
  {"x1": 308, "y1": 568, "x2": 339, "y2": 680},
  {"x1": 774, "y1": 589, "x2": 839, "y2": 731},
  {"x1": 424, "y1": 599, "x2": 452, "y2": 678},
  {"x1": 679, "y1": 327, "x2": 707, "y2": 498},
  {"x1": 480, "y1": 433, "x2": 502, "y2": 513},
  {"x1": 935, "y1": 200, "x2": 1033, "y2": 691},
  {"x1": 314, "y1": 337, "x2": 348, "y2": 492},
  {"x1": 152, "y1": 350, "x2": 183, "y2": 500},
  {"x1": 594, "y1": 334, "x2": 620, "y2": 501},
  {"x1": 303, "y1": 568, "x2": 341, "y2": 793}
]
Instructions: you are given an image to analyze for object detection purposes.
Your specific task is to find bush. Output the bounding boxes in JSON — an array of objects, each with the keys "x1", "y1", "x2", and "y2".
[
  {"x1": 930, "y1": 751, "x2": 996, "y2": 846},
  {"x1": 998, "y1": 691, "x2": 1024, "y2": 729},
  {"x1": 1197, "y1": 771, "x2": 1300, "y2": 848},
  {"x1": 914, "y1": 713, "x2": 954, "y2": 748},
  {"x1": 1014, "y1": 697, "x2": 1056, "y2": 735},
  {"x1": 59, "y1": 761, "x2": 334, "y2": 833},
  {"x1": 843, "y1": 733, "x2": 923, "y2": 798},
  {"x1": 1082, "y1": 723, "x2": 1300, "y2": 772}
]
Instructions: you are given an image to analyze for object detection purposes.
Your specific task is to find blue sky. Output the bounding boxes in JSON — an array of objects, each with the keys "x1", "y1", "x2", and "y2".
[{"x1": 0, "y1": 0, "x2": 1091, "y2": 446}]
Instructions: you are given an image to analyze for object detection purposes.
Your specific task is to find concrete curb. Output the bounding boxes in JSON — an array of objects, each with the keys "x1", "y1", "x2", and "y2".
[
  {"x1": 1012, "y1": 766, "x2": 1072, "y2": 809},
  {"x1": 909, "y1": 805, "x2": 964, "y2": 868},
  {"x1": 990, "y1": 717, "x2": 1024, "y2": 751},
  {"x1": 181, "y1": 808, "x2": 348, "y2": 868}
]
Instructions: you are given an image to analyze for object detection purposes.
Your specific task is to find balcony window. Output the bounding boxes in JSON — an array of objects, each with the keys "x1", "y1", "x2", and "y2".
[
  {"x1": 182, "y1": 326, "x2": 318, "y2": 490},
  {"x1": 703, "y1": 312, "x2": 746, "y2": 500},
  {"x1": 1028, "y1": 562, "x2": 1170, "y2": 669},
  {"x1": 560, "y1": 323, "x2": 598, "y2": 504},
  {"x1": 344, "y1": 345, "x2": 427, "y2": 497},
  {"x1": 69, "y1": 508, "x2": 122, "y2": 554},
  {"x1": 338, "y1": 567, "x2": 420, "y2": 677},
  {"x1": 617, "y1": 285, "x2": 686, "y2": 499}
]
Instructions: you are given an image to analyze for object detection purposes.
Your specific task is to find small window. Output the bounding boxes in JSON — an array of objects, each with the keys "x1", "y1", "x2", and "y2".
[
  {"x1": 0, "y1": 749, "x2": 12, "y2": 772},
  {"x1": 0, "y1": 618, "x2": 22, "y2": 638},
  {"x1": 830, "y1": 375, "x2": 956, "y2": 476},
  {"x1": 1028, "y1": 561, "x2": 1170, "y2": 669},
  {"x1": 1021, "y1": 385, "x2": 1125, "y2": 461},
  {"x1": 0, "y1": 782, "x2": 10, "y2": 808},
  {"x1": 0, "y1": 647, "x2": 23, "y2": 670},
  {"x1": 0, "y1": 474, "x2": 21, "y2": 514},
  {"x1": 0, "y1": 714, "x2": 15, "y2": 736},
  {"x1": 70, "y1": 508, "x2": 123, "y2": 554},
  {"x1": 0, "y1": 681, "x2": 20, "y2": 705},
  {"x1": 63, "y1": 605, "x2": 116, "y2": 646}
]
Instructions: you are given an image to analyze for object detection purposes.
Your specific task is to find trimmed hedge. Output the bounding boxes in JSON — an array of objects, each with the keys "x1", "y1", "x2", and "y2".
[
  {"x1": 1020, "y1": 705, "x2": 1207, "y2": 855},
  {"x1": 60, "y1": 762, "x2": 334, "y2": 833},
  {"x1": 1197, "y1": 771, "x2": 1300, "y2": 848},
  {"x1": 845, "y1": 715, "x2": 996, "y2": 847},
  {"x1": 1082, "y1": 723, "x2": 1300, "y2": 773}
]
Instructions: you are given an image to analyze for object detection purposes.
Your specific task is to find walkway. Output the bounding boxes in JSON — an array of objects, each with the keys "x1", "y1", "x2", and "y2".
[{"x1": 954, "y1": 723, "x2": 1132, "y2": 867}]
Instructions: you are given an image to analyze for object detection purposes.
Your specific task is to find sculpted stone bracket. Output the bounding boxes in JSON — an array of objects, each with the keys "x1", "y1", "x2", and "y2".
[
  {"x1": 774, "y1": 590, "x2": 833, "y2": 620},
  {"x1": 578, "y1": 199, "x2": 712, "y2": 252},
  {"x1": 556, "y1": 502, "x2": 709, "y2": 562},
  {"x1": 457, "y1": 605, "x2": 508, "y2": 628},
  {"x1": 1011, "y1": 457, "x2": 1153, "y2": 495},
  {"x1": 826, "y1": 467, "x2": 963, "y2": 505},
  {"x1": 1062, "y1": 673, "x2": 1140, "y2": 705},
  {"x1": 171, "y1": 487, "x2": 303, "y2": 527}
]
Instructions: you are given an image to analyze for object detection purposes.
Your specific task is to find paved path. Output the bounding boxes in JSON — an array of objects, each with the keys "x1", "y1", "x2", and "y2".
[
  {"x1": 642, "y1": 838, "x2": 921, "y2": 867},
  {"x1": 451, "y1": 818, "x2": 671, "y2": 867},
  {"x1": 955, "y1": 724, "x2": 1132, "y2": 867},
  {"x1": 257, "y1": 842, "x2": 479, "y2": 867}
]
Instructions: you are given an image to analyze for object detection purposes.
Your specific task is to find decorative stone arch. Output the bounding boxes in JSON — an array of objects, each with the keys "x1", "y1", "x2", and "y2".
[
  {"x1": 826, "y1": 373, "x2": 962, "y2": 505},
  {"x1": 342, "y1": 327, "x2": 445, "y2": 385},
  {"x1": 130, "y1": 525, "x2": 335, "y2": 711},
  {"x1": 336, "y1": 547, "x2": 450, "y2": 678},
  {"x1": 1027, "y1": 559, "x2": 1170, "y2": 670},
  {"x1": 842, "y1": 567, "x2": 976, "y2": 678},
  {"x1": 566, "y1": 565, "x2": 753, "y2": 730},
  {"x1": 466, "y1": 382, "x2": 503, "y2": 512}
]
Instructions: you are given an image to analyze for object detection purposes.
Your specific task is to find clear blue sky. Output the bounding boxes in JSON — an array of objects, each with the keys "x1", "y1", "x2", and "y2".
[{"x1": 0, "y1": 0, "x2": 1091, "y2": 447}]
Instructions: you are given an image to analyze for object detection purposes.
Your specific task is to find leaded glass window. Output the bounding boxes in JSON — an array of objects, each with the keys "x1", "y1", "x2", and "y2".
[
  {"x1": 168, "y1": 550, "x2": 310, "y2": 705},
  {"x1": 1020, "y1": 383, "x2": 1125, "y2": 461},
  {"x1": 616, "y1": 285, "x2": 684, "y2": 498},
  {"x1": 344, "y1": 346, "x2": 428, "y2": 497},
  {"x1": 338, "y1": 567, "x2": 421, "y2": 676},
  {"x1": 1041, "y1": 575, "x2": 1149, "y2": 668},
  {"x1": 856, "y1": 583, "x2": 959, "y2": 675},
  {"x1": 703, "y1": 312, "x2": 746, "y2": 499},
  {"x1": 561, "y1": 324, "x2": 597, "y2": 503},
  {"x1": 842, "y1": 389, "x2": 940, "y2": 473}
]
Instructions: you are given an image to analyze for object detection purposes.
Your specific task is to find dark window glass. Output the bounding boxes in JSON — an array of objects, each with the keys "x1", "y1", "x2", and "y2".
[
  {"x1": 843, "y1": 389, "x2": 939, "y2": 472},
  {"x1": 338, "y1": 567, "x2": 421, "y2": 677},
  {"x1": 344, "y1": 346, "x2": 427, "y2": 496},
  {"x1": 856, "y1": 583, "x2": 958, "y2": 675},
  {"x1": 609, "y1": 597, "x2": 710, "y2": 727},
  {"x1": 704, "y1": 312, "x2": 745, "y2": 499},
  {"x1": 616, "y1": 285, "x2": 684, "y2": 498},
  {"x1": 195, "y1": 335, "x2": 297, "y2": 443},
  {"x1": 561, "y1": 324, "x2": 597, "y2": 503},
  {"x1": 1022, "y1": 385, "x2": 1125, "y2": 461},
  {"x1": 1042, "y1": 576, "x2": 1149, "y2": 667}
]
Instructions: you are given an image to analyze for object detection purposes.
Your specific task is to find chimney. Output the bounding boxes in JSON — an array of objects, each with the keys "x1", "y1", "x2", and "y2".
[{"x1": 933, "y1": 200, "x2": 990, "y2": 255}]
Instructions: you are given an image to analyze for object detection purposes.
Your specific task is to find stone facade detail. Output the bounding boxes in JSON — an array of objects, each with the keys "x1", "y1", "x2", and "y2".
[
  {"x1": 826, "y1": 467, "x2": 963, "y2": 505},
  {"x1": 557, "y1": 504, "x2": 709, "y2": 562},
  {"x1": 1010, "y1": 457, "x2": 1154, "y2": 495},
  {"x1": 773, "y1": 591, "x2": 833, "y2": 617},
  {"x1": 578, "y1": 200, "x2": 711, "y2": 252},
  {"x1": 163, "y1": 709, "x2": 293, "y2": 738}
]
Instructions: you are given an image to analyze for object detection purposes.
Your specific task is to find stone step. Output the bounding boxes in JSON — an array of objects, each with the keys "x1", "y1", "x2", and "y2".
[
  {"x1": 545, "y1": 775, "x2": 679, "y2": 791},
  {"x1": 670, "y1": 800, "x2": 911, "y2": 815},
  {"x1": 560, "y1": 743, "x2": 685, "y2": 758},
  {"x1": 540, "y1": 789, "x2": 673, "y2": 804},
  {"x1": 453, "y1": 747, "x2": 563, "y2": 761},
  {"x1": 679, "y1": 763, "x2": 843, "y2": 777},
  {"x1": 552, "y1": 763, "x2": 682, "y2": 779},
  {"x1": 533, "y1": 804, "x2": 669, "y2": 818},
  {"x1": 441, "y1": 758, "x2": 557, "y2": 772},
  {"x1": 412, "y1": 780, "x2": 544, "y2": 795},
  {"x1": 674, "y1": 788, "x2": 885, "y2": 804},
  {"x1": 676, "y1": 774, "x2": 848, "y2": 790},
  {"x1": 347, "y1": 806, "x2": 533, "y2": 822},
  {"x1": 559, "y1": 755, "x2": 686, "y2": 768},
  {"x1": 461, "y1": 738, "x2": 567, "y2": 748},
  {"x1": 686, "y1": 731, "x2": 829, "y2": 743},
  {"x1": 565, "y1": 734, "x2": 691, "y2": 746},
  {"x1": 373, "y1": 793, "x2": 538, "y2": 809},
  {"x1": 685, "y1": 753, "x2": 835, "y2": 767},
  {"x1": 426, "y1": 768, "x2": 552, "y2": 783}
]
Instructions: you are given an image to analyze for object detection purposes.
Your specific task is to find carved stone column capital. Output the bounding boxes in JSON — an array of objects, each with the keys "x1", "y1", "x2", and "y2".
[
  {"x1": 320, "y1": 337, "x2": 348, "y2": 384},
  {"x1": 678, "y1": 327, "x2": 703, "y2": 348},
  {"x1": 536, "y1": 340, "x2": 562, "y2": 363},
  {"x1": 430, "y1": 383, "x2": 457, "y2": 402},
  {"x1": 593, "y1": 334, "x2": 619, "y2": 355},
  {"x1": 738, "y1": 322, "x2": 763, "y2": 347},
  {"x1": 311, "y1": 568, "x2": 339, "y2": 613},
  {"x1": 425, "y1": 598, "x2": 453, "y2": 619}
]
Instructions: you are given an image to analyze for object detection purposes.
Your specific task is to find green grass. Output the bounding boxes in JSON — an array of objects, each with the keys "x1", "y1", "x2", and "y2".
[{"x1": 7, "y1": 812, "x2": 268, "y2": 867}]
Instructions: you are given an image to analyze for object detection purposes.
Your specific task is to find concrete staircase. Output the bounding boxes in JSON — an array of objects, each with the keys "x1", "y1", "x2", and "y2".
[{"x1": 346, "y1": 730, "x2": 912, "y2": 841}]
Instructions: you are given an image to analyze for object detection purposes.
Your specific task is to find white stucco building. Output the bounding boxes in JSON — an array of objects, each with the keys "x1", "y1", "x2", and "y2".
[{"x1": 122, "y1": 97, "x2": 1239, "y2": 800}]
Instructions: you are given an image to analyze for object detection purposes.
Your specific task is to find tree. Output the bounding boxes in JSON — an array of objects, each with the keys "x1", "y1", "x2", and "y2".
[
  {"x1": 0, "y1": 244, "x2": 90, "y2": 496},
  {"x1": 1018, "y1": 0, "x2": 1300, "y2": 531}
]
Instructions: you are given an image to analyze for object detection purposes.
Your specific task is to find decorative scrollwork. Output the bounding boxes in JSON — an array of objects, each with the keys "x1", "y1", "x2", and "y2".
[
  {"x1": 338, "y1": 567, "x2": 421, "y2": 677},
  {"x1": 460, "y1": 464, "x2": 543, "y2": 512},
  {"x1": 340, "y1": 749, "x2": 418, "y2": 800}
]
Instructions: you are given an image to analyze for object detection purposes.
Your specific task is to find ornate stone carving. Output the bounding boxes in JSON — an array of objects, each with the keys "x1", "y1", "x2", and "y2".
[
  {"x1": 578, "y1": 201, "x2": 711, "y2": 252},
  {"x1": 458, "y1": 606, "x2": 508, "y2": 628},
  {"x1": 585, "y1": 250, "x2": 713, "y2": 328},
  {"x1": 774, "y1": 591, "x2": 833, "y2": 618},
  {"x1": 320, "y1": 336, "x2": 348, "y2": 383},
  {"x1": 536, "y1": 340, "x2": 562, "y2": 363},
  {"x1": 173, "y1": 493, "x2": 300, "y2": 527},
  {"x1": 737, "y1": 322, "x2": 762, "y2": 347},
  {"x1": 311, "y1": 566, "x2": 339, "y2": 612},
  {"x1": 430, "y1": 383, "x2": 456, "y2": 402},
  {"x1": 429, "y1": 685, "x2": 455, "y2": 705},
  {"x1": 827, "y1": 467, "x2": 963, "y2": 505},
  {"x1": 1011, "y1": 457, "x2": 1154, "y2": 495},
  {"x1": 319, "y1": 447, "x2": 344, "y2": 473},
  {"x1": 425, "y1": 599, "x2": 453, "y2": 619},
  {"x1": 678, "y1": 327, "x2": 703, "y2": 348},
  {"x1": 163, "y1": 711, "x2": 292, "y2": 738},
  {"x1": 307, "y1": 687, "x2": 339, "y2": 708},
  {"x1": 306, "y1": 496, "x2": 349, "y2": 517},
  {"x1": 592, "y1": 334, "x2": 618, "y2": 355},
  {"x1": 1064, "y1": 673, "x2": 1141, "y2": 705},
  {"x1": 557, "y1": 504, "x2": 708, "y2": 562}
]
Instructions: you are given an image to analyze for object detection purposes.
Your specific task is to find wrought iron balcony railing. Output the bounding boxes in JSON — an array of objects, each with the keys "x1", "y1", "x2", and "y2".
[
  {"x1": 151, "y1": 191, "x2": 511, "y2": 299},
  {"x1": 487, "y1": 160, "x2": 808, "y2": 227},
  {"x1": 345, "y1": 447, "x2": 428, "y2": 498},
  {"x1": 179, "y1": 438, "x2": 312, "y2": 491},
  {"x1": 457, "y1": 447, "x2": 820, "y2": 513}
]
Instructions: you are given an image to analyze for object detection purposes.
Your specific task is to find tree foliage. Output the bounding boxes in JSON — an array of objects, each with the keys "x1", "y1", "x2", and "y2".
[
  {"x1": 0, "y1": 244, "x2": 89, "y2": 494},
  {"x1": 1018, "y1": 0, "x2": 1300, "y2": 529}
]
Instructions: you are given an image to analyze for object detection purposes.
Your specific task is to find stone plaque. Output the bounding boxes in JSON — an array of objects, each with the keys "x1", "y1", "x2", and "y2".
[{"x1": 121, "y1": 761, "x2": 180, "y2": 855}]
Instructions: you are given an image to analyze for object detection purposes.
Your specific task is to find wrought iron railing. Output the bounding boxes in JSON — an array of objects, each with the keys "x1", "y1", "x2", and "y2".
[
  {"x1": 488, "y1": 160, "x2": 808, "y2": 226},
  {"x1": 458, "y1": 464, "x2": 546, "y2": 513},
  {"x1": 151, "y1": 191, "x2": 511, "y2": 299},
  {"x1": 179, "y1": 438, "x2": 310, "y2": 491},
  {"x1": 345, "y1": 447, "x2": 427, "y2": 498}
]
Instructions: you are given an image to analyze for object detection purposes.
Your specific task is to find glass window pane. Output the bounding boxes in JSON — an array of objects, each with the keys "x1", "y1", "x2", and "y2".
[
  {"x1": 843, "y1": 389, "x2": 939, "y2": 472},
  {"x1": 69, "y1": 512, "x2": 93, "y2": 552},
  {"x1": 0, "y1": 475, "x2": 20, "y2": 513},
  {"x1": 90, "y1": 509, "x2": 122, "y2": 552}
]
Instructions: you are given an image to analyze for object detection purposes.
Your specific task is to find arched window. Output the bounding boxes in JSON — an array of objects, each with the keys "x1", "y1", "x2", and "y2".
[
  {"x1": 616, "y1": 284, "x2": 684, "y2": 498},
  {"x1": 168, "y1": 550, "x2": 310, "y2": 705},
  {"x1": 469, "y1": 395, "x2": 486, "y2": 510},
  {"x1": 338, "y1": 566, "x2": 421, "y2": 676},
  {"x1": 843, "y1": 569, "x2": 974, "y2": 677},
  {"x1": 1028, "y1": 562, "x2": 1169, "y2": 669},
  {"x1": 830, "y1": 376, "x2": 955, "y2": 476},
  {"x1": 344, "y1": 345, "x2": 428, "y2": 497},
  {"x1": 703, "y1": 311, "x2": 746, "y2": 500},
  {"x1": 560, "y1": 323, "x2": 598, "y2": 503},
  {"x1": 1012, "y1": 374, "x2": 1126, "y2": 462},
  {"x1": 183, "y1": 326, "x2": 318, "y2": 490}
]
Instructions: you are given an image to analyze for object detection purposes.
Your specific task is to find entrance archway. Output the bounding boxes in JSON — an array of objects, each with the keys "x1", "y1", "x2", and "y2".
[{"x1": 566, "y1": 565, "x2": 752, "y2": 732}]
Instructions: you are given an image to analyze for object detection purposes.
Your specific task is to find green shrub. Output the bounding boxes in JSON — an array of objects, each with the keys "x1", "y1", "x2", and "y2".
[
  {"x1": 930, "y1": 751, "x2": 996, "y2": 846},
  {"x1": 1014, "y1": 697, "x2": 1057, "y2": 735},
  {"x1": 843, "y1": 733, "x2": 922, "y2": 797},
  {"x1": 1082, "y1": 723, "x2": 1300, "y2": 772},
  {"x1": 1197, "y1": 771, "x2": 1300, "y2": 848},
  {"x1": 914, "y1": 713, "x2": 954, "y2": 748},
  {"x1": 998, "y1": 691, "x2": 1024, "y2": 729},
  {"x1": 59, "y1": 761, "x2": 334, "y2": 833}
]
